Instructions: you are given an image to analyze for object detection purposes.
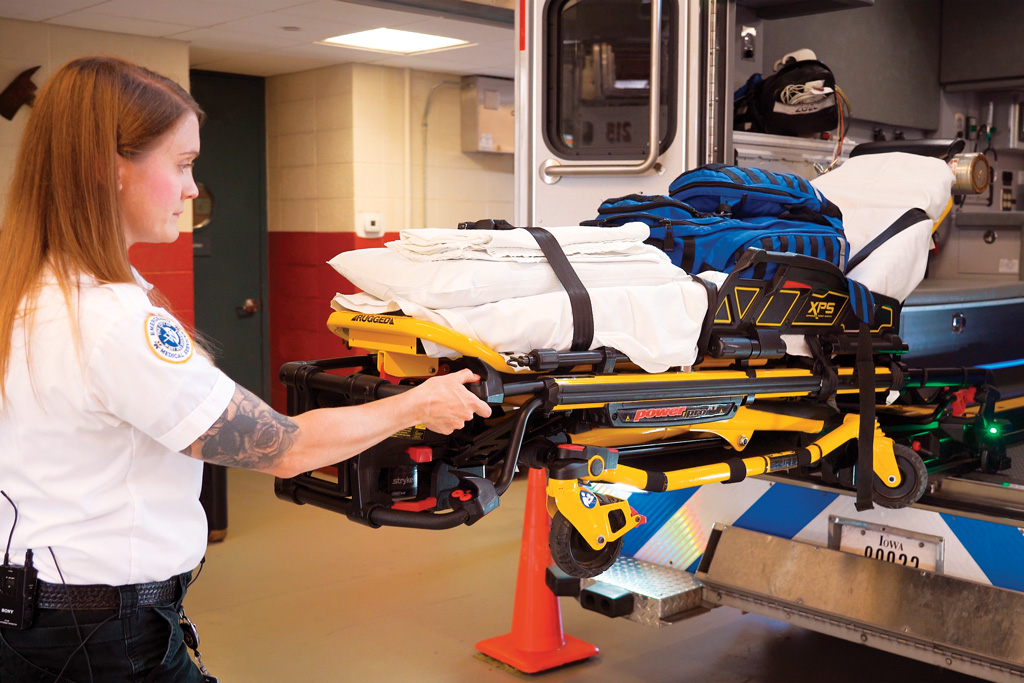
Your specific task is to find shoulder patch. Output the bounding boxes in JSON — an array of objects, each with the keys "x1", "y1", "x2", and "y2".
[{"x1": 144, "y1": 314, "x2": 194, "y2": 364}]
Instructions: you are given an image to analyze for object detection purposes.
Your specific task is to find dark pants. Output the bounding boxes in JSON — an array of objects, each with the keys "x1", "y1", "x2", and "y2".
[{"x1": 0, "y1": 574, "x2": 204, "y2": 683}]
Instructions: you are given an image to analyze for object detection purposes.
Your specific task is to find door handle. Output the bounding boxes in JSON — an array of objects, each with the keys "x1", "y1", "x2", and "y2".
[
  {"x1": 541, "y1": 0, "x2": 663, "y2": 180},
  {"x1": 236, "y1": 298, "x2": 259, "y2": 318}
]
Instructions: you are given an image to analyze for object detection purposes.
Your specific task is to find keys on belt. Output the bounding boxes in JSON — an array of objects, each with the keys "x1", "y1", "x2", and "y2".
[{"x1": 179, "y1": 606, "x2": 218, "y2": 683}]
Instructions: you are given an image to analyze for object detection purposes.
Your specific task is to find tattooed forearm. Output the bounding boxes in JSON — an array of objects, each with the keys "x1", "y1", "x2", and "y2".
[{"x1": 192, "y1": 385, "x2": 300, "y2": 470}]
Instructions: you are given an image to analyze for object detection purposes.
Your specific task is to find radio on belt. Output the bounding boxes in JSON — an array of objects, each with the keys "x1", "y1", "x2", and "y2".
[{"x1": 0, "y1": 549, "x2": 37, "y2": 629}]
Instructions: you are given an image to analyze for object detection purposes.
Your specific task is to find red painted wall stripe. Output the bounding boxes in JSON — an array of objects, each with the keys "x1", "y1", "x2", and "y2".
[
  {"x1": 129, "y1": 234, "x2": 195, "y2": 327},
  {"x1": 267, "y1": 230, "x2": 399, "y2": 411}
]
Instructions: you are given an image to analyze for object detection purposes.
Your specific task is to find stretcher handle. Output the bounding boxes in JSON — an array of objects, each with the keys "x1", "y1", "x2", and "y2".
[
  {"x1": 366, "y1": 505, "x2": 469, "y2": 530},
  {"x1": 339, "y1": 370, "x2": 506, "y2": 404},
  {"x1": 274, "y1": 460, "x2": 473, "y2": 530},
  {"x1": 849, "y1": 138, "x2": 965, "y2": 162},
  {"x1": 904, "y1": 367, "x2": 989, "y2": 388},
  {"x1": 359, "y1": 396, "x2": 536, "y2": 528},
  {"x1": 284, "y1": 367, "x2": 499, "y2": 403},
  {"x1": 494, "y1": 396, "x2": 545, "y2": 496},
  {"x1": 283, "y1": 358, "x2": 547, "y2": 403},
  {"x1": 730, "y1": 247, "x2": 845, "y2": 281}
]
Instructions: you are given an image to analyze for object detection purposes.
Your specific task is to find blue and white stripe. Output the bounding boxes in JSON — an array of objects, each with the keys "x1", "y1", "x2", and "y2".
[{"x1": 599, "y1": 479, "x2": 1024, "y2": 592}]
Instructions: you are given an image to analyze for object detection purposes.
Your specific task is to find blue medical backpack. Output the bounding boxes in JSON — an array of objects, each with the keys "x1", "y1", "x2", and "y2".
[
  {"x1": 669, "y1": 163, "x2": 843, "y2": 229},
  {"x1": 586, "y1": 163, "x2": 848, "y2": 278}
]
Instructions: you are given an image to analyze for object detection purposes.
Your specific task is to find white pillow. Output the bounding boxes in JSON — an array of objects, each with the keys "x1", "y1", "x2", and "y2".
[{"x1": 328, "y1": 247, "x2": 691, "y2": 309}]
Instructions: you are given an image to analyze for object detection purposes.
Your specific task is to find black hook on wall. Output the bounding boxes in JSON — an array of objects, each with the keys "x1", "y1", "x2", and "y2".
[{"x1": 0, "y1": 66, "x2": 40, "y2": 121}]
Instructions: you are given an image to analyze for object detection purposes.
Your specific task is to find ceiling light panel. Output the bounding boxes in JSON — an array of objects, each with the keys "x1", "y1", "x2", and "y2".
[{"x1": 319, "y1": 27, "x2": 471, "y2": 55}]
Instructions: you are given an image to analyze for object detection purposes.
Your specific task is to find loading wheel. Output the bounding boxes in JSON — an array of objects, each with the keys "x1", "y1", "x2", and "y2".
[
  {"x1": 872, "y1": 444, "x2": 928, "y2": 509},
  {"x1": 550, "y1": 511, "x2": 623, "y2": 579}
]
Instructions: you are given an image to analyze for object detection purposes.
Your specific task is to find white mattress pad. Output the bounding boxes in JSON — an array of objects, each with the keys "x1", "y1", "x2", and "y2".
[
  {"x1": 329, "y1": 243, "x2": 684, "y2": 310},
  {"x1": 330, "y1": 223, "x2": 710, "y2": 371},
  {"x1": 333, "y1": 278, "x2": 710, "y2": 373},
  {"x1": 810, "y1": 152, "x2": 953, "y2": 302}
]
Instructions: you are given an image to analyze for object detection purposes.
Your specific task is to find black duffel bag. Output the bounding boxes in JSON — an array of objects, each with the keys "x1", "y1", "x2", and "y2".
[{"x1": 734, "y1": 59, "x2": 839, "y2": 137}]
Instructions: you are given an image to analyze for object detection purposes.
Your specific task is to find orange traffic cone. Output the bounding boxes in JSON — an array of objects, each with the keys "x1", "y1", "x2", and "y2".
[{"x1": 476, "y1": 467, "x2": 599, "y2": 673}]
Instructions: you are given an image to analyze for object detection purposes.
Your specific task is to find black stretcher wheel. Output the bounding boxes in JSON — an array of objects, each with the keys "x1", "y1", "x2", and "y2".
[
  {"x1": 550, "y1": 508, "x2": 623, "y2": 579},
  {"x1": 872, "y1": 444, "x2": 928, "y2": 509}
]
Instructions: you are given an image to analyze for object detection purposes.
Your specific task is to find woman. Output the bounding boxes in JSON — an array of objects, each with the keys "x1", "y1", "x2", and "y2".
[{"x1": 0, "y1": 56, "x2": 490, "y2": 682}]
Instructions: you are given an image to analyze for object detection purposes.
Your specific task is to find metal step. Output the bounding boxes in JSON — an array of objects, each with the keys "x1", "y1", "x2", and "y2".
[
  {"x1": 580, "y1": 557, "x2": 705, "y2": 627},
  {"x1": 697, "y1": 524, "x2": 1024, "y2": 682}
]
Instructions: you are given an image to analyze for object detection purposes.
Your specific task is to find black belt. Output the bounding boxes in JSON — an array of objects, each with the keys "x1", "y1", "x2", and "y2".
[{"x1": 36, "y1": 576, "x2": 180, "y2": 610}]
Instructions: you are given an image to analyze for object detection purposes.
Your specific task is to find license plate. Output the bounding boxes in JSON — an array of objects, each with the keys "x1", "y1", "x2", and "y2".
[{"x1": 828, "y1": 516, "x2": 944, "y2": 573}]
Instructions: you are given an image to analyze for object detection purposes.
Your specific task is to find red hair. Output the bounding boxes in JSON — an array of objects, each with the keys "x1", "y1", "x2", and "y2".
[{"x1": 0, "y1": 56, "x2": 204, "y2": 402}]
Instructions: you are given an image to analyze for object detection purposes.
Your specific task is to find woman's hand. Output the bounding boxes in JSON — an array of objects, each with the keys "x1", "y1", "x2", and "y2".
[{"x1": 408, "y1": 368, "x2": 492, "y2": 434}]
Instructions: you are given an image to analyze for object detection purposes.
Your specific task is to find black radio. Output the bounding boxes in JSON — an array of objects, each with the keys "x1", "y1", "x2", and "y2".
[{"x1": 0, "y1": 550, "x2": 37, "y2": 629}]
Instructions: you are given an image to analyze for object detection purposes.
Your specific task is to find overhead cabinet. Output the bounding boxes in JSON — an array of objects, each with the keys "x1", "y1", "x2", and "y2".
[{"x1": 940, "y1": 0, "x2": 1024, "y2": 86}]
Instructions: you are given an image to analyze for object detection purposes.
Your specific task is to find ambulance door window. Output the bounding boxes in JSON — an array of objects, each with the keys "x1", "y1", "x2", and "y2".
[{"x1": 544, "y1": 0, "x2": 678, "y2": 160}]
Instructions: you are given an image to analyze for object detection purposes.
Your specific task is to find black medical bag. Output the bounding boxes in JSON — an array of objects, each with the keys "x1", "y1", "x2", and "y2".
[{"x1": 734, "y1": 59, "x2": 839, "y2": 137}]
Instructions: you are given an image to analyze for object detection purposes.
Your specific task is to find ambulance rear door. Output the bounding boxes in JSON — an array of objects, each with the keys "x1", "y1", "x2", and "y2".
[{"x1": 515, "y1": 0, "x2": 729, "y2": 227}]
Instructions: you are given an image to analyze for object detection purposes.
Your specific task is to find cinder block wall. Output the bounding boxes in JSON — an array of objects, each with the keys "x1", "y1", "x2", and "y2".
[{"x1": 266, "y1": 62, "x2": 513, "y2": 409}]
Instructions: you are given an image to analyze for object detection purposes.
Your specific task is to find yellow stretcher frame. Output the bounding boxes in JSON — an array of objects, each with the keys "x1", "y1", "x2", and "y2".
[
  {"x1": 547, "y1": 413, "x2": 900, "y2": 551},
  {"x1": 328, "y1": 310, "x2": 521, "y2": 375},
  {"x1": 327, "y1": 308, "x2": 908, "y2": 553}
]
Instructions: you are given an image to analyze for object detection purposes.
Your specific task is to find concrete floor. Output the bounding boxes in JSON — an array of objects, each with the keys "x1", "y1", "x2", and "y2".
[{"x1": 184, "y1": 469, "x2": 985, "y2": 682}]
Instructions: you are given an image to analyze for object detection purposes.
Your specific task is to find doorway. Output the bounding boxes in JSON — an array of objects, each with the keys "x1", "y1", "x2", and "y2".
[
  {"x1": 189, "y1": 70, "x2": 269, "y2": 399},
  {"x1": 189, "y1": 70, "x2": 269, "y2": 540}
]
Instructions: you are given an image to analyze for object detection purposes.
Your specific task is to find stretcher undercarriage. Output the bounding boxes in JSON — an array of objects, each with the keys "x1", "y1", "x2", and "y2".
[{"x1": 274, "y1": 247, "x2": 1017, "y2": 580}]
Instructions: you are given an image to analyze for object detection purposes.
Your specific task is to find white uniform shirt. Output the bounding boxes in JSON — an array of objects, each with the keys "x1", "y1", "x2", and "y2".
[{"x1": 0, "y1": 268, "x2": 235, "y2": 585}]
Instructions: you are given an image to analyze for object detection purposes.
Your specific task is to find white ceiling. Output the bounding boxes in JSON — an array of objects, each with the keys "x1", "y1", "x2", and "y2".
[{"x1": 0, "y1": 0, "x2": 515, "y2": 77}]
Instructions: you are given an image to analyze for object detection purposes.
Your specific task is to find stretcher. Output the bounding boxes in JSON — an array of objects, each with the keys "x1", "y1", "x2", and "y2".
[{"x1": 274, "y1": 244, "x2": 1010, "y2": 579}]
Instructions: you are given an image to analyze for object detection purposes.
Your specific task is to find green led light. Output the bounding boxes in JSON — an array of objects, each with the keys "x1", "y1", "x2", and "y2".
[
  {"x1": 989, "y1": 426, "x2": 999, "y2": 434},
  {"x1": 1003, "y1": 481, "x2": 1011, "y2": 487}
]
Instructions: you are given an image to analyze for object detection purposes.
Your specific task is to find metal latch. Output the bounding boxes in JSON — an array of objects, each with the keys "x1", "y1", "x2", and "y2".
[{"x1": 951, "y1": 312, "x2": 966, "y2": 334}]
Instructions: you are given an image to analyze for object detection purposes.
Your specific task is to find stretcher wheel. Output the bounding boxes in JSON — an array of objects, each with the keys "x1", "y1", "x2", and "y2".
[
  {"x1": 872, "y1": 444, "x2": 928, "y2": 509},
  {"x1": 550, "y1": 511, "x2": 623, "y2": 579}
]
